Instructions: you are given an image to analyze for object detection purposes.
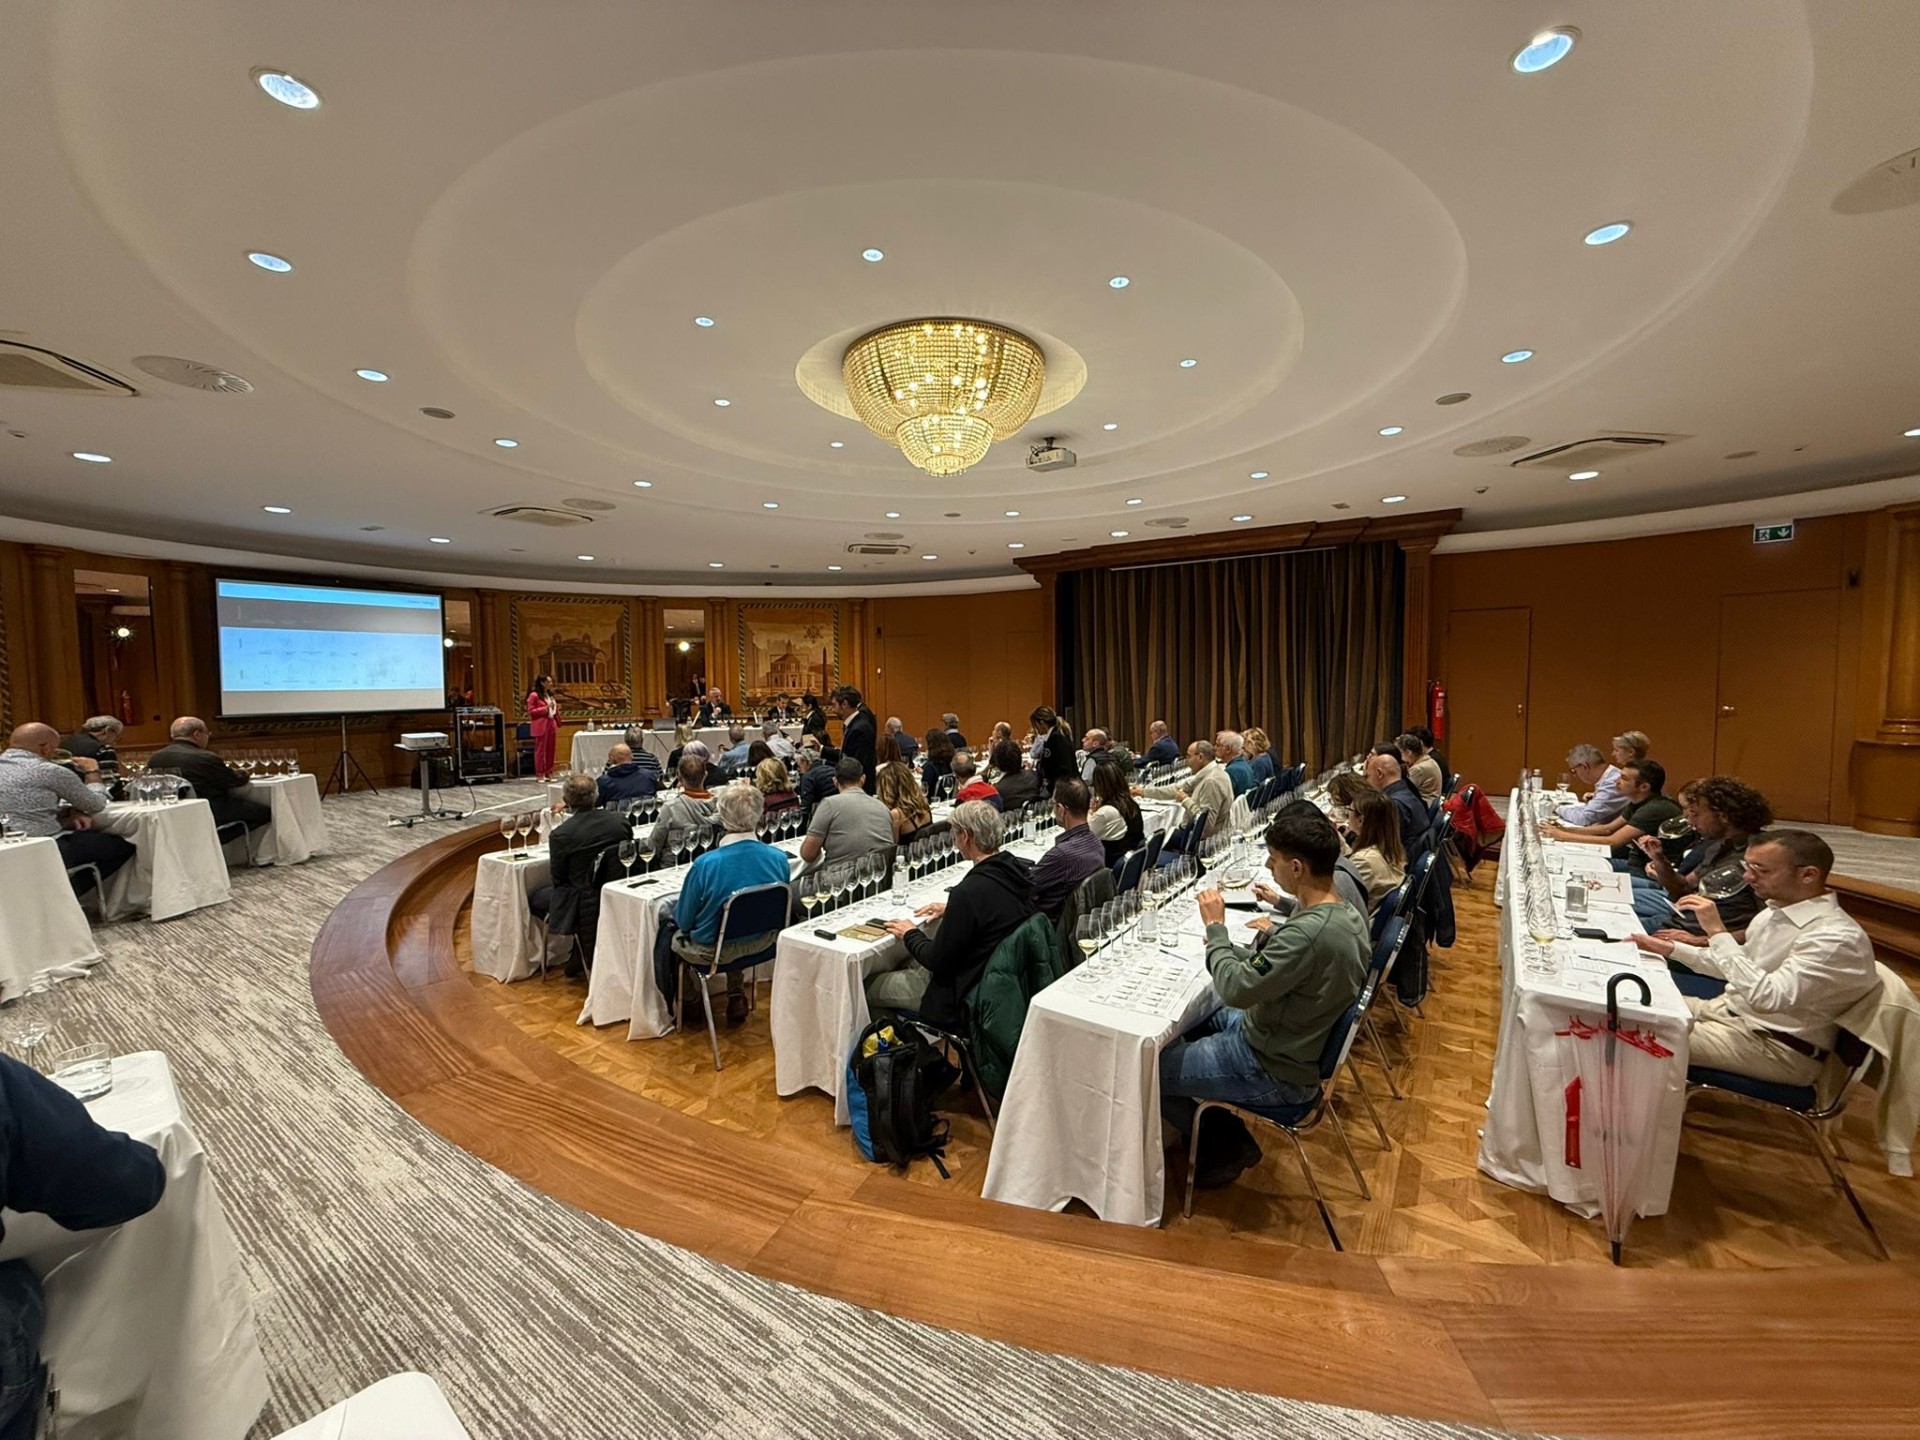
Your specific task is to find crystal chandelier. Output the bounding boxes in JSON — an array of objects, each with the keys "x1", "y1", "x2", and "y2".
[{"x1": 842, "y1": 319, "x2": 1046, "y2": 476}]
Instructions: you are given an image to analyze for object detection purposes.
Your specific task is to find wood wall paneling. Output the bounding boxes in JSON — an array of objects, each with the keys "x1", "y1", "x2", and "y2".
[{"x1": 866, "y1": 589, "x2": 1048, "y2": 742}]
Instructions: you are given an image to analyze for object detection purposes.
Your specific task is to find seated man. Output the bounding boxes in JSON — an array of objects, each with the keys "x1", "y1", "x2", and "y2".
[
  {"x1": 1632, "y1": 830, "x2": 1877, "y2": 1086},
  {"x1": 717, "y1": 725, "x2": 753, "y2": 769},
  {"x1": 794, "y1": 740, "x2": 839, "y2": 813},
  {"x1": 1216, "y1": 731, "x2": 1255, "y2": 797},
  {"x1": 1142, "y1": 719, "x2": 1179, "y2": 768},
  {"x1": 681, "y1": 739, "x2": 720, "y2": 790},
  {"x1": 952, "y1": 751, "x2": 1000, "y2": 807},
  {"x1": 1554, "y1": 742, "x2": 1628, "y2": 827},
  {"x1": 1135, "y1": 739, "x2": 1233, "y2": 838},
  {"x1": 1161, "y1": 808, "x2": 1370, "y2": 1188},
  {"x1": 799, "y1": 757, "x2": 894, "y2": 867},
  {"x1": 1028, "y1": 778, "x2": 1107, "y2": 920},
  {"x1": 942, "y1": 712, "x2": 968, "y2": 751},
  {"x1": 1364, "y1": 747, "x2": 1431, "y2": 864},
  {"x1": 696, "y1": 687, "x2": 732, "y2": 725},
  {"x1": 62, "y1": 715, "x2": 124, "y2": 778},
  {"x1": 667, "y1": 783, "x2": 792, "y2": 1027},
  {"x1": 884, "y1": 716, "x2": 919, "y2": 764},
  {"x1": 1631, "y1": 775, "x2": 1770, "y2": 935},
  {"x1": 1258, "y1": 800, "x2": 1371, "y2": 918},
  {"x1": 0, "y1": 722, "x2": 135, "y2": 895},
  {"x1": 1398, "y1": 731, "x2": 1443, "y2": 801},
  {"x1": 1542, "y1": 759, "x2": 1681, "y2": 879},
  {"x1": 1079, "y1": 728, "x2": 1114, "y2": 784},
  {"x1": 762, "y1": 719, "x2": 796, "y2": 761},
  {"x1": 621, "y1": 726, "x2": 665, "y2": 783},
  {"x1": 872, "y1": 800, "x2": 1035, "y2": 1027},
  {"x1": 597, "y1": 743, "x2": 658, "y2": 805},
  {"x1": 649, "y1": 755, "x2": 717, "y2": 857},
  {"x1": 149, "y1": 716, "x2": 271, "y2": 830},
  {"x1": 0, "y1": 1052, "x2": 168, "y2": 1440},
  {"x1": 530, "y1": 774, "x2": 628, "y2": 975}
]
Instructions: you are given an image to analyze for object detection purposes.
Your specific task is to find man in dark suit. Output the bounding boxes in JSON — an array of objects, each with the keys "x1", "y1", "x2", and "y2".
[
  {"x1": 1366, "y1": 746, "x2": 1432, "y2": 864},
  {"x1": 831, "y1": 684, "x2": 877, "y2": 793},
  {"x1": 61, "y1": 716, "x2": 124, "y2": 778},
  {"x1": 1142, "y1": 719, "x2": 1179, "y2": 768},
  {"x1": 530, "y1": 774, "x2": 629, "y2": 976},
  {"x1": 149, "y1": 717, "x2": 270, "y2": 830},
  {"x1": 941, "y1": 712, "x2": 968, "y2": 750},
  {"x1": 695, "y1": 687, "x2": 732, "y2": 726}
]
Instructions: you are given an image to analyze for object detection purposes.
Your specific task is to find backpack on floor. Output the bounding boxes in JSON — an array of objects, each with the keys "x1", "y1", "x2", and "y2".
[{"x1": 847, "y1": 1011, "x2": 957, "y2": 1177}]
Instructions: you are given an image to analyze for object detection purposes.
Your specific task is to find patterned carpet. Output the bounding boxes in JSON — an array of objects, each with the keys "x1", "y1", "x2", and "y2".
[{"x1": 41, "y1": 779, "x2": 1525, "y2": 1439}]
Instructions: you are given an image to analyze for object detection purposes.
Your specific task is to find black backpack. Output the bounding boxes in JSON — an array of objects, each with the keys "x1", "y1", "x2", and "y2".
[{"x1": 848, "y1": 1011, "x2": 958, "y2": 1177}]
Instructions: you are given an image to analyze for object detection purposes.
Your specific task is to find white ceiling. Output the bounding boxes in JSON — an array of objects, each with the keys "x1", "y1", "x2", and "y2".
[{"x1": 2, "y1": 0, "x2": 1917, "y2": 588}]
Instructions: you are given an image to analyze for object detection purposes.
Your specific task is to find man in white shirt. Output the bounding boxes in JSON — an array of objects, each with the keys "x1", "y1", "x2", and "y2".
[
  {"x1": 761, "y1": 720, "x2": 795, "y2": 761},
  {"x1": 1633, "y1": 829, "x2": 1877, "y2": 1086},
  {"x1": 1554, "y1": 743, "x2": 1628, "y2": 827},
  {"x1": 1134, "y1": 739, "x2": 1232, "y2": 838}
]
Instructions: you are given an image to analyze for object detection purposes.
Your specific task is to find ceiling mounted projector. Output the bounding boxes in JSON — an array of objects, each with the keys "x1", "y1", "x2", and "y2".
[{"x1": 1027, "y1": 439, "x2": 1077, "y2": 473}]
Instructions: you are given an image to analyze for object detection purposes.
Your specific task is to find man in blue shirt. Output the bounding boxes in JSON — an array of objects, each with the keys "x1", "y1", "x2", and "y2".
[
  {"x1": 1218, "y1": 730, "x2": 1256, "y2": 797},
  {"x1": 717, "y1": 725, "x2": 754, "y2": 770},
  {"x1": 1142, "y1": 719, "x2": 1179, "y2": 769},
  {"x1": 885, "y1": 717, "x2": 918, "y2": 764},
  {"x1": 668, "y1": 783, "x2": 792, "y2": 1026}
]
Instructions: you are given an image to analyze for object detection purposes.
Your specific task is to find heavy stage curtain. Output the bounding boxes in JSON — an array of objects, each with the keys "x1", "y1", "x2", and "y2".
[{"x1": 1060, "y1": 542, "x2": 1404, "y2": 768}]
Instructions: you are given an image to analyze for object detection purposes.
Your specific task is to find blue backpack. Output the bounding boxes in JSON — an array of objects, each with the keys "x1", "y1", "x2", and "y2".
[{"x1": 846, "y1": 1011, "x2": 956, "y2": 1177}]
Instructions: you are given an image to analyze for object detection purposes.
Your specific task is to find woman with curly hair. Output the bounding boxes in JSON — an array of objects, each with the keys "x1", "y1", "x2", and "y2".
[
  {"x1": 874, "y1": 734, "x2": 931, "y2": 840},
  {"x1": 1242, "y1": 726, "x2": 1277, "y2": 786},
  {"x1": 1632, "y1": 774, "x2": 1773, "y2": 937},
  {"x1": 753, "y1": 757, "x2": 799, "y2": 815}
]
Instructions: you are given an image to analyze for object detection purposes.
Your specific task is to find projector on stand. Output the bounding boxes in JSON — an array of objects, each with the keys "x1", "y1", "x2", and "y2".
[
  {"x1": 1027, "y1": 438, "x2": 1077, "y2": 473},
  {"x1": 390, "y1": 733, "x2": 465, "y2": 827},
  {"x1": 398, "y1": 731, "x2": 450, "y2": 751}
]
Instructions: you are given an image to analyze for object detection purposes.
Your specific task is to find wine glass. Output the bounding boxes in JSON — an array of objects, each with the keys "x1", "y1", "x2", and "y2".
[
  {"x1": 499, "y1": 814, "x2": 517, "y2": 858},
  {"x1": 618, "y1": 836, "x2": 637, "y2": 881},
  {"x1": 831, "y1": 861, "x2": 853, "y2": 912},
  {"x1": 855, "y1": 852, "x2": 877, "y2": 901},
  {"x1": 0, "y1": 812, "x2": 10, "y2": 844},
  {"x1": 1698, "y1": 860, "x2": 1748, "y2": 902},
  {"x1": 635, "y1": 828, "x2": 656, "y2": 874},
  {"x1": 517, "y1": 811, "x2": 536, "y2": 853},
  {"x1": 799, "y1": 869, "x2": 823, "y2": 923},
  {"x1": 1075, "y1": 914, "x2": 1099, "y2": 966}
]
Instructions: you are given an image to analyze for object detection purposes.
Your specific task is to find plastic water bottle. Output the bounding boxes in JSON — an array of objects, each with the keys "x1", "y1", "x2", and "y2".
[{"x1": 1565, "y1": 875, "x2": 1588, "y2": 923}]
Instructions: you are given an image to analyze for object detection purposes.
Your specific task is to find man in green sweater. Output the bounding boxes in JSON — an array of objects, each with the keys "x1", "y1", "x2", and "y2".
[{"x1": 1160, "y1": 807, "x2": 1370, "y2": 1188}]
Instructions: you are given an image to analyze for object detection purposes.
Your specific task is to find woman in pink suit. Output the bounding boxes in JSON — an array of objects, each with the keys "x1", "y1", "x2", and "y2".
[{"x1": 526, "y1": 673, "x2": 558, "y2": 779}]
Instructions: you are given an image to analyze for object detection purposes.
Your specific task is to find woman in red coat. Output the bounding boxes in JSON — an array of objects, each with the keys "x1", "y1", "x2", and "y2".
[{"x1": 526, "y1": 673, "x2": 558, "y2": 779}]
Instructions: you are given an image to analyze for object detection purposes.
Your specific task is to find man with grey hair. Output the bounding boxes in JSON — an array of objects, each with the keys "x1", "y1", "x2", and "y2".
[
  {"x1": 762, "y1": 718, "x2": 796, "y2": 761},
  {"x1": 1136, "y1": 738, "x2": 1233, "y2": 838},
  {"x1": 1216, "y1": 730, "x2": 1255, "y2": 797},
  {"x1": 668, "y1": 782, "x2": 792, "y2": 1026},
  {"x1": 1555, "y1": 742, "x2": 1629, "y2": 826},
  {"x1": 942, "y1": 712, "x2": 968, "y2": 750},
  {"x1": 883, "y1": 715, "x2": 917, "y2": 764},
  {"x1": 63, "y1": 715, "x2": 124, "y2": 777},
  {"x1": 529, "y1": 773, "x2": 627, "y2": 976},
  {"x1": 718, "y1": 725, "x2": 752, "y2": 769},
  {"x1": 622, "y1": 726, "x2": 664, "y2": 782},
  {"x1": 872, "y1": 799, "x2": 1035, "y2": 1027}
]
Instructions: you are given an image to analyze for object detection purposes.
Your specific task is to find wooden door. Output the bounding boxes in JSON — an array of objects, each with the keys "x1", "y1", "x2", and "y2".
[
  {"x1": 1443, "y1": 607, "x2": 1531, "y2": 787},
  {"x1": 1714, "y1": 589, "x2": 1839, "y2": 822}
]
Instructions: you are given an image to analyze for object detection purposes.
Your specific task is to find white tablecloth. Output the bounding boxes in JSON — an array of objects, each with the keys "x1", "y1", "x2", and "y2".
[
  {"x1": 0, "y1": 1051, "x2": 268, "y2": 1440},
  {"x1": 0, "y1": 836, "x2": 101, "y2": 1001},
  {"x1": 470, "y1": 845, "x2": 550, "y2": 982},
  {"x1": 94, "y1": 799, "x2": 232, "y2": 922},
  {"x1": 248, "y1": 772, "x2": 328, "y2": 866},
  {"x1": 1476, "y1": 793, "x2": 1694, "y2": 1217},
  {"x1": 980, "y1": 901, "x2": 1223, "y2": 1226},
  {"x1": 568, "y1": 730, "x2": 621, "y2": 773},
  {"x1": 273, "y1": 1372, "x2": 472, "y2": 1440}
]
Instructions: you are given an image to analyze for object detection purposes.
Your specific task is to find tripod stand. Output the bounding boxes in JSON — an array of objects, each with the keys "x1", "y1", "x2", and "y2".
[{"x1": 323, "y1": 714, "x2": 379, "y2": 797}]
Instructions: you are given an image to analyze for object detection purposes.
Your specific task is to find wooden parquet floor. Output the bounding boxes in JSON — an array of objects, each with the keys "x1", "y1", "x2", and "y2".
[{"x1": 459, "y1": 868, "x2": 1920, "y2": 1270}]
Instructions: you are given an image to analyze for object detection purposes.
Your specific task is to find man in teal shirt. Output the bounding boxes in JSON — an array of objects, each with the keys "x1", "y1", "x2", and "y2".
[
  {"x1": 1217, "y1": 730, "x2": 1256, "y2": 797},
  {"x1": 1160, "y1": 807, "x2": 1369, "y2": 1188},
  {"x1": 668, "y1": 783, "x2": 792, "y2": 1026}
]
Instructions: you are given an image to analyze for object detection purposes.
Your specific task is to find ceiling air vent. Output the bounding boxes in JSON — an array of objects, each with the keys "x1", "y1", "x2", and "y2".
[
  {"x1": 484, "y1": 504, "x2": 592, "y2": 527},
  {"x1": 132, "y1": 355, "x2": 253, "y2": 393},
  {"x1": 1144, "y1": 516, "x2": 1190, "y2": 529},
  {"x1": 0, "y1": 341, "x2": 136, "y2": 395},
  {"x1": 1454, "y1": 435, "x2": 1530, "y2": 458},
  {"x1": 561, "y1": 497, "x2": 616, "y2": 512},
  {"x1": 1509, "y1": 435, "x2": 1673, "y2": 471},
  {"x1": 847, "y1": 542, "x2": 910, "y2": 556}
]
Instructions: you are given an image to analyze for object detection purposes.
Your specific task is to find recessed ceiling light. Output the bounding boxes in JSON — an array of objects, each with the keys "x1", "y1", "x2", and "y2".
[
  {"x1": 1583, "y1": 222, "x2": 1632, "y2": 246},
  {"x1": 1381, "y1": 495, "x2": 1408, "y2": 505},
  {"x1": 1108, "y1": 276, "x2": 1130, "y2": 289},
  {"x1": 1500, "y1": 349, "x2": 1534, "y2": 364},
  {"x1": 1126, "y1": 497, "x2": 1143, "y2": 506},
  {"x1": 827, "y1": 564, "x2": 843, "y2": 572},
  {"x1": 576, "y1": 554, "x2": 595, "y2": 561},
  {"x1": 1232, "y1": 514, "x2": 1253, "y2": 523},
  {"x1": 254, "y1": 70, "x2": 322, "y2": 108},
  {"x1": 762, "y1": 501, "x2": 779, "y2": 509},
  {"x1": 829, "y1": 440, "x2": 845, "y2": 448},
  {"x1": 1109, "y1": 530, "x2": 1130, "y2": 538},
  {"x1": 493, "y1": 437, "x2": 519, "y2": 448},
  {"x1": 355, "y1": 368, "x2": 389, "y2": 383},
  {"x1": 713, "y1": 397, "x2": 731, "y2": 407},
  {"x1": 921, "y1": 554, "x2": 938, "y2": 561},
  {"x1": 71, "y1": 451, "x2": 112, "y2": 463},
  {"x1": 1568, "y1": 470, "x2": 1601, "y2": 481},
  {"x1": 1905, "y1": 427, "x2": 1920, "y2": 438},
  {"x1": 246, "y1": 251, "x2": 293, "y2": 273},
  {"x1": 633, "y1": 479, "x2": 653, "y2": 488},
  {"x1": 1378, "y1": 425, "x2": 1404, "y2": 436},
  {"x1": 1103, "y1": 422, "x2": 1119, "y2": 431},
  {"x1": 708, "y1": 561, "x2": 725, "y2": 568},
  {"x1": 1178, "y1": 358, "x2": 1198, "y2": 368},
  {"x1": 1004, "y1": 509, "x2": 1021, "y2": 517},
  {"x1": 861, "y1": 248, "x2": 885, "y2": 262},
  {"x1": 693, "y1": 316, "x2": 715, "y2": 327},
  {"x1": 429, "y1": 536, "x2": 451, "y2": 544},
  {"x1": 884, "y1": 511, "x2": 902, "y2": 519},
  {"x1": 263, "y1": 505, "x2": 292, "y2": 514},
  {"x1": 1008, "y1": 542, "x2": 1025, "y2": 549},
  {"x1": 1249, "y1": 470, "x2": 1268, "y2": 480},
  {"x1": 1511, "y1": 28, "x2": 1578, "y2": 74}
]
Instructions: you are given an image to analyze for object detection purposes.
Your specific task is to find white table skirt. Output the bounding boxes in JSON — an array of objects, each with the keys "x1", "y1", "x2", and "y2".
[
  {"x1": 0, "y1": 836, "x2": 101, "y2": 1001},
  {"x1": 248, "y1": 772, "x2": 328, "y2": 866},
  {"x1": 470, "y1": 846, "x2": 551, "y2": 982},
  {"x1": 1475, "y1": 795, "x2": 1693, "y2": 1217},
  {"x1": 568, "y1": 730, "x2": 621, "y2": 774},
  {"x1": 272, "y1": 1372, "x2": 472, "y2": 1440},
  {"x1": 95, "y1": 799, "x2": 232, "y2": 922},
  {"x1": 1, "y1": 1051, "x2": 269, "y2": 1440},
  {"x1": 981, "y1": 916, "x2": 1220, "y2": 1227}
]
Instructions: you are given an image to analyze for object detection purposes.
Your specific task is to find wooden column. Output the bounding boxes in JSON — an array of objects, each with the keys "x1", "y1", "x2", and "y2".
[
  {"x1": 1399, "y1": 536, "x2": 1438, "y2": 730},
  {"x1": 633, "y1": 595, "x2": 665, "y2": 715},
  {"x1": 157, "y1": 562, "x2": 202, "y2": 723},
  {"x1": 1035, "y1": 571, "x2": 1059, "y2": 704},
  {"x1": 1851, "y1": 502, "x2": 1920, "y2": 835},
  {"x1": 1874, "y1": 504, "x2": 1920, "y2": 739},
  {"x1": 23, "y1": 545, "x2": 81, "y2": 727}
]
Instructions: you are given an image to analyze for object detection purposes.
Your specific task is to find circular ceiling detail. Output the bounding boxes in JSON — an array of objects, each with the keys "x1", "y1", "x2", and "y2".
[{"x1": 1453, "y1": 435, "x2": 1530, "y2": 457}]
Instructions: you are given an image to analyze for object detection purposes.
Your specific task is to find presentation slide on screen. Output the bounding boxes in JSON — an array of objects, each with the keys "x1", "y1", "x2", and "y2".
[{"x1": 215, "y1": 579, "x2": 446, "y2": 717}]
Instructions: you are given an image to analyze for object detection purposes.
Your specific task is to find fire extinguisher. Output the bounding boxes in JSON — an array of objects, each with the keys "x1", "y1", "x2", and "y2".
[
  {"x1": 1427, "y1": 679, "x2": 1447, "y2": 742},
  {"x1": 119, "y1": 688, "x2": 135, "y2": 725}
]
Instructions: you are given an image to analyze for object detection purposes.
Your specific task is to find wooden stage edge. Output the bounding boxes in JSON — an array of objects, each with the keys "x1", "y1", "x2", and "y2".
[{"x1": 310, "y1": 823, "x2": 1920, "y2": 1440}]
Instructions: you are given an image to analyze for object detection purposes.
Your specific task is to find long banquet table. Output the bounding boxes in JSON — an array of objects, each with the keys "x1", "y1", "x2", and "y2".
[{"x1": 1476, "y1": 789, "x2": 1694, "y2": 1218}]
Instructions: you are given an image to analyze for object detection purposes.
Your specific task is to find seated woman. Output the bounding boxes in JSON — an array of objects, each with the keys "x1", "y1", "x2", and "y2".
[
  {"x1": 991, "y1": 737, "x2": 1045, "y2": 811},
  {"x1": 1242, "y1": 726, "x2": 1277, "y2": 786},
  {"x1": 744, "y1": 739, "x2": 775, "y2": 771},
  {"x1": 875, "y1": 735, "x2": 932, "y2": 840},
  {"x1": 920, "y1": 728, "x2": 957, "y2": 798},
  {"x1": 753, "y1": 756, "x2": 800, "y2": 815},
  {"x1": 1088, "y1": 758, "x2": 1146, "y2": 868},
  {"x1": 1342, "y1": 788, "x2": 1407, "y2": 905}
]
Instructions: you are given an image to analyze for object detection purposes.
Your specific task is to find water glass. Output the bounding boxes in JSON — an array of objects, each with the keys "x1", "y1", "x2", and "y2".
[{"x1": 48, "y1": 1043, "x2": 113, "y2": 1101}]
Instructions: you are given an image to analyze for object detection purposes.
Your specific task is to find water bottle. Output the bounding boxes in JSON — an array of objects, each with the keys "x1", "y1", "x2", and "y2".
[{"x1": 1564, "y1": 875, "x2": 1588, "y2": 923}]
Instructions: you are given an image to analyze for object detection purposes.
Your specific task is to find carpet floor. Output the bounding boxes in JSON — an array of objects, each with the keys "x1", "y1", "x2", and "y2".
[{"x1": 37, "y1": 780, "x2": 1528, "y2": 1439}]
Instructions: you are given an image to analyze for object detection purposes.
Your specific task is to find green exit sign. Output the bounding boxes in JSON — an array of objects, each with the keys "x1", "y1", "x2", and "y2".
[{"x1": 1753, "y1": 521, "x2": 1796, "y2": 544}]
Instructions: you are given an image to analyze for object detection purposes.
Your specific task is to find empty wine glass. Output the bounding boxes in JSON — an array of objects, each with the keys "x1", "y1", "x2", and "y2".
[
  {"x1": 517, "y1": 811, "x2": 536, "y2": 852},
  {"x1": 635, "y1": 828, "x2": 656, "y2": 873}
]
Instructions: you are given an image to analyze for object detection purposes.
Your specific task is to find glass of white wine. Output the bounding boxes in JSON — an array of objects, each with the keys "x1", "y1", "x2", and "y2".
[
  {"x1": 499, "y1": 814, "x2": 518, "y2": 858},
  {"x1": 1075, "y1": 914, "x2": 1099, "y2": 967}
]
